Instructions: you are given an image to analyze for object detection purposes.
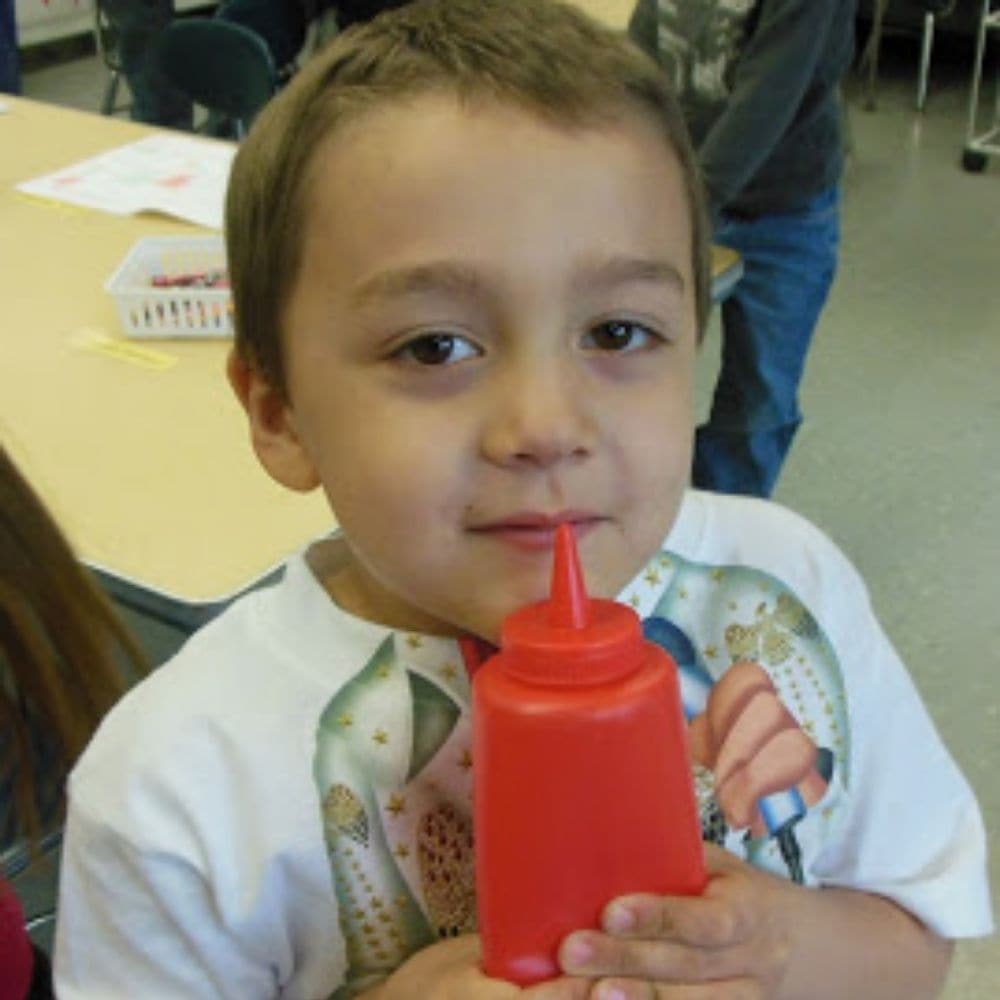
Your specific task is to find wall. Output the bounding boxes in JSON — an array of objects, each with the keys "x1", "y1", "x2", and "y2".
[{"x1": 16, "y1": 0, "x2": 215, "y2": 48}]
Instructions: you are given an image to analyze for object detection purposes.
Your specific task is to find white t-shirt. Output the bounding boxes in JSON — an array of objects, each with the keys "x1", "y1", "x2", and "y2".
[{"x1": 54, "y1": 491, "x2": 994, "y2": 999}]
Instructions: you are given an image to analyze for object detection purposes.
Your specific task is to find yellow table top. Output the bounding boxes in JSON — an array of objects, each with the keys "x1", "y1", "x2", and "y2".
[
  {"x1": 0, "y1": 97, "x2": 332, "y2": 613},
  {"x1": 1, "y1": 90, "x2": 737, "y2": 623},
  {"x1": 570, "y1": 0, "x2": 634, "y2": 28}
]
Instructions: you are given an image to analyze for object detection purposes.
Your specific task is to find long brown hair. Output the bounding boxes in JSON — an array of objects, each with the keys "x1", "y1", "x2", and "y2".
[
  {"x1": 226, "y1": 0, "x2": 711, "y2": 397},
  {"x1": 0, "y1": 446, "x2": 147, "y2": 847}
]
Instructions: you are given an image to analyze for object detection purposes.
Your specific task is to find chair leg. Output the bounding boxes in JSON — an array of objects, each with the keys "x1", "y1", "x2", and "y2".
[
  {"x1": 862, "y1": 0, "x2": 891, "y2": 110},
  {"x1": 917, "y1": 12, "x2": 935, "y2": 111},
  {"x1": 101, "y1": 70, "x2": 121, "y2": 116}
]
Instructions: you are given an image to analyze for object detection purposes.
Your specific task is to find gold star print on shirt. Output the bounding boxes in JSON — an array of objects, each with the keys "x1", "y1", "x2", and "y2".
[{"x1": 313, "y1": 634, "x2": 476, "y2": 997}]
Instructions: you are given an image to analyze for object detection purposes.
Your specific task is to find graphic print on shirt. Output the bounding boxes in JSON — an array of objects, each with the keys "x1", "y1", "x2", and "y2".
[
  {"x1": 313, "y1": 550, "x2": 852, "y2": 994},
  {"x1": 655, "y1": 0, "x2": 755, "y2": 103},
  {"x1": 635, "y1": 554, "x2": 850, "y2": 881},
  {"x1": 313, "y1": 633, "x2": 476, "y2": 998}
]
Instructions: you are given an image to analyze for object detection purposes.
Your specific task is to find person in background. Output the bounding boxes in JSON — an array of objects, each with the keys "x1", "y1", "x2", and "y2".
[
  {"x1": 217, "y1": 0, "x2": 412, "y2": 79},
  {"x1": 332, "y1": 0, "x2": 412, "y2": 27},
  {"x1": 215, "y1": 0, "x2": 312, "y2": 79},
  {"x1": 54, "y1": 2, "x2": 990, "y2": 997},
  {"x1": 0, "y1": 446, "x2": 147, "y2": 999},
  {"x1": 0, "y1": 0, "x2": 20, "y2": 94},
  {"x1": 101, "y1": 0, "x2": 192, "y2": 128},
  {"x1": 630, "y1": 0, "x2": 857, "y2": 498}
]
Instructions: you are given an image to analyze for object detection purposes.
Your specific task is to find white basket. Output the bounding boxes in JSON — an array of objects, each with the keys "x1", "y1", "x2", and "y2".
[{"x1": 105, "y1": 236, "x2": 232, "y2": 338}]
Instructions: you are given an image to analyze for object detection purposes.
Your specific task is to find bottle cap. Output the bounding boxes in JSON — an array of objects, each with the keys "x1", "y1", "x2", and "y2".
[{"x1": 499, "y1": 524, "x2": 643, "y2": 685}]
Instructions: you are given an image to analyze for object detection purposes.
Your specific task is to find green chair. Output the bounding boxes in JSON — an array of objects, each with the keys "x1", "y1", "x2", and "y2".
[
  {"x1": 94, "y1": 0, "x2": 127, "y2": 116},
  {"x1": 154, "y1": 17, "x2": 279, "y2": 139},
  {"x1": 1, "y1": 829, "x2": 63, "y2": 970}
]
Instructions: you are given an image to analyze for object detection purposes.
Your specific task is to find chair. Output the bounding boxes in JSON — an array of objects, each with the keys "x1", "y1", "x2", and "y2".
[
  {"x1": 860, "y1": 0, "x2": 957, "y2": 111},
  {"x1": 1, "y1": 827, "x2": 62, "y2": 993},
  {"x1": 154, "y1": 17, "x2": 279, "y2": 139},
  {"x1": 216, "y1": 0, "x2": 313, "y2": 81},
  {"x1": 93, "y1": 0, "x2": 128, "y2": 116}
]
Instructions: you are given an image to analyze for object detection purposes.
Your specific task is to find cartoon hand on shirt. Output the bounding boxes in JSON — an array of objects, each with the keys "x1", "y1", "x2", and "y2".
[{"x1": 688, "y1": 660, "x2": 829, "y2": 838}]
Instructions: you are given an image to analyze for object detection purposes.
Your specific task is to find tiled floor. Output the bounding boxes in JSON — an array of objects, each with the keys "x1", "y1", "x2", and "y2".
[
  {"x1": 13, "y1": 21, "x2": 1000, "y2": 997},
  {"x1": 779, "y1": 39, "x2": 1000, "y2": 997}
]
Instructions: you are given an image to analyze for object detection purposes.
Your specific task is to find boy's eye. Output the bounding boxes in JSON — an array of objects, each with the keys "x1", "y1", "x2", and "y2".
[
  {"x1": 583, "y1": 320, "x2": 661, "y2": 353},
  {"x1": 393, "y1": 333, "x2": 482, "y2": 366}
]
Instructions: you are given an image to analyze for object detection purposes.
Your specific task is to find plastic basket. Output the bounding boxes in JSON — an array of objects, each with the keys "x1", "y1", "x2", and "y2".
[{"x1": 105, "y1": 235, "x2": 232, "y2": 338}]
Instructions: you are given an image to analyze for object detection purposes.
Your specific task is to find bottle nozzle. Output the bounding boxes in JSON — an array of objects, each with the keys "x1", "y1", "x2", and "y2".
[
  {"x1": 548, "y1": 524, "x2": 590, "y2": 629},
  {"x1": 499, "y1": 523, "x2": 640, "y2": 684}
]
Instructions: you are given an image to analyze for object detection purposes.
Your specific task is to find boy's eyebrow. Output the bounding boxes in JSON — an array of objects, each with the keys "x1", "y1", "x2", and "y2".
[
  {"x1": 349, "y1": 256, "x2": 685, "y2": 306},
  {"x1": 350, "y1": 262, "x2": 484, "y2": 305},
  {"x1": 578, "y1": 255, "x2": 686, "y2": 295}
]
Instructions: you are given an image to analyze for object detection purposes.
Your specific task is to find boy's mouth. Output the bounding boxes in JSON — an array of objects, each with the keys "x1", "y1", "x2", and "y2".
[{"x1": 468, "y1": 511, "x2": 606, "y2": 552}]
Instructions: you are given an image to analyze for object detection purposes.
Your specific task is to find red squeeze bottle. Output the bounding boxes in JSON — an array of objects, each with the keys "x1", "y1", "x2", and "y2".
[{"x1": 473, "y1": 524, "x2": 706, "y2": 985}]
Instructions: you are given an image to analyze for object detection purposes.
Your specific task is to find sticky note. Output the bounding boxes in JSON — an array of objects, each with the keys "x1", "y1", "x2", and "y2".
[{"x1": 69, "y1": 329, "x2": 178, "y2": 370}]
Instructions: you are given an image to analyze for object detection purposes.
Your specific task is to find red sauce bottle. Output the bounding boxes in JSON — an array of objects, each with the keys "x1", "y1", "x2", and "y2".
[{"x1": 473, "y1": 524, "x2": 706, "y2": 985}]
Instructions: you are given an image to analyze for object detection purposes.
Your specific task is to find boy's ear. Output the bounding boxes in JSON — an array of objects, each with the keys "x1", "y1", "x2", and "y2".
[{"x1": 226, "y1": 349, "x2": 320, "y2": 493}]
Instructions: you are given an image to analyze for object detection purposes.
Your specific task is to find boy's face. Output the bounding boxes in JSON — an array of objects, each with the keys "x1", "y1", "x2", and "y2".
[{"x1": 237, "y1": 94, "x2": 698, "y2": 643}]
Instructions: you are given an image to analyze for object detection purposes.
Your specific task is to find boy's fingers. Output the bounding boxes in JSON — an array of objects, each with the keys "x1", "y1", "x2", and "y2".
[
  {"x1": 588, "y1": 977, "x2": 757, "y2": 1000},
  {"x1": 521, "y1": 975, "x2": 594, "y2": 999},
  {"x1": 599, "y1": 891, "x2": 749, "y2": 949},
  {"x1": 702, "y1": 841, "x2": 744, "y2": 872},
  {"x1": 560, "y1": 931, "x2": 722, "y2": 981},
  {"x1": 560, "y1": 931, "x2": 776, "y2": 989}
]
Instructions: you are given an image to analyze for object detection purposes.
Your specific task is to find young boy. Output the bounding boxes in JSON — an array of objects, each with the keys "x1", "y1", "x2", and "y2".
[{"x1": 54, "y1": 1, "x2": 992, "y2": 998}]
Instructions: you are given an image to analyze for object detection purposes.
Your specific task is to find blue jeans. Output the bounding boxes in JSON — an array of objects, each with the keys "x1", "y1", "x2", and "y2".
[{"x1": 694, "y1": 187, "x2": 840, "y2": 498}]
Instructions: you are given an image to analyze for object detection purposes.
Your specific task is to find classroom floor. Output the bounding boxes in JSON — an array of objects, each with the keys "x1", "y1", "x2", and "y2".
[{"x1": 14, "y1": 24, "x2": 1000, "y2": 996}]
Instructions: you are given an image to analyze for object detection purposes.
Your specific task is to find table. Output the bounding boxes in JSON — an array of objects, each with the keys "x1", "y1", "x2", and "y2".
[
  {"x1": 570, "y1": 0, "x2": 633, "y2": 29},
  {"x1": 1, "y1": 96, "x2": 740, "y2": 632},
  {"x1": 0, "y1": 96, "x2": 332, "y2": 629}
]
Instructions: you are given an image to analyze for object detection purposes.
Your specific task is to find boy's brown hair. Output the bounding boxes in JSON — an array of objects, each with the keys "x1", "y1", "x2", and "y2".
[{"x1": 226, "y1": 0, "x2": 710, "y2": 395}]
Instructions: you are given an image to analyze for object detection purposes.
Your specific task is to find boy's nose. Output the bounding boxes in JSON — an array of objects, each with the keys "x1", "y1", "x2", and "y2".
[{"x1": 480, "y1": 363, "x2": 597, "y2": 470}]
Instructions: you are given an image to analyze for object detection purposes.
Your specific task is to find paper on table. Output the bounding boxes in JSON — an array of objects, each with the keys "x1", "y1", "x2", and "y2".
[{"x1": 15, "y1": 134, "x2": 235, "y2": 230}]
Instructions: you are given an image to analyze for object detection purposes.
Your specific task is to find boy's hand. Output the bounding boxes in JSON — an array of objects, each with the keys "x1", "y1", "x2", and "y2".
[
  {"x1": 366, "y1": 934, "x2": 587, "y2": 999},
  {"x1": 547, "y1": 844, "x2": 795, "y2": 999}
]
